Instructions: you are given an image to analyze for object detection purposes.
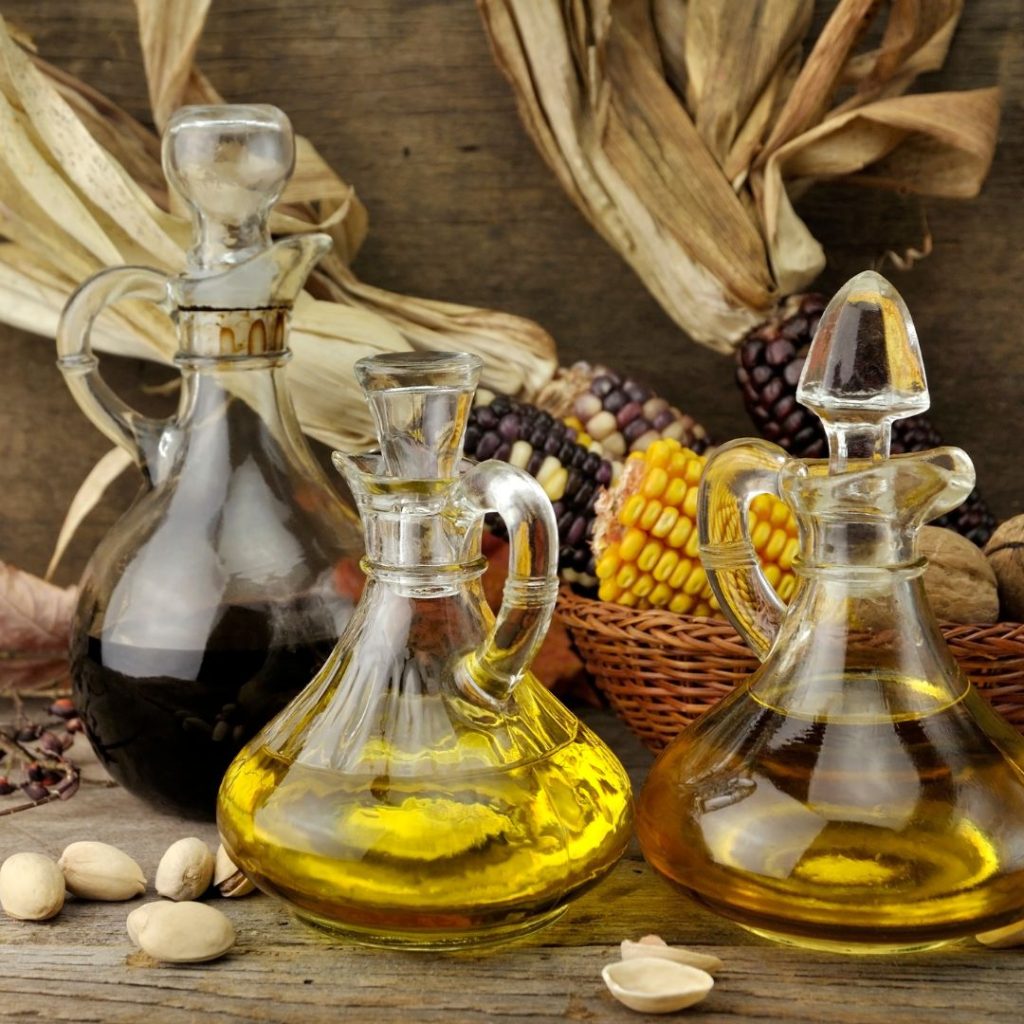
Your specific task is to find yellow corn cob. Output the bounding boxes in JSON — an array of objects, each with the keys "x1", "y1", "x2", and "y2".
[{"x1": 592, "y1": 439, "x2": 799, "y2": 616}]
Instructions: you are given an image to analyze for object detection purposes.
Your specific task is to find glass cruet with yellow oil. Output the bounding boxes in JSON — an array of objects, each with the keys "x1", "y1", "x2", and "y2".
[
  {"x1": 636, "y1": 270, "x2": 1024, "y2": 954},
  {"x1": 218, "y1": 350, "x2": 632, "y2": 948}
]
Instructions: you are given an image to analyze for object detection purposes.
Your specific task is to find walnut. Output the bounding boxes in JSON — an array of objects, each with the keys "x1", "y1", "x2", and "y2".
[
  {"x1": 984, "y1": 516, "x2": 1024, "y2": 620},
  {"x1": 921, "y1": 526, "x2": 999, "y2": 624}
]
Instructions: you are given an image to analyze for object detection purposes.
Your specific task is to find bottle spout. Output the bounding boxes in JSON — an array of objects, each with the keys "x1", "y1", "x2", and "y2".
[{"x1": 798, "y1": 270, "x2": 929, "y2": 472}]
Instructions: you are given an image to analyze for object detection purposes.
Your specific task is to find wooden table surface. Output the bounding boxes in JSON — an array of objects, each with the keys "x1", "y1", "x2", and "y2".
[{"x1": 2, "y1": 706, "x2": 1022, "y2": 1024}]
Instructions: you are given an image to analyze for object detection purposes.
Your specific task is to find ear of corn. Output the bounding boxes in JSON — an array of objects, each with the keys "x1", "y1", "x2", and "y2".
[
  {"x1": 592, "y1": 439, "x2": 799, "y2": 616},
  {"x1": 464, "y1": 389, "x2": 620, "y2": 586}
]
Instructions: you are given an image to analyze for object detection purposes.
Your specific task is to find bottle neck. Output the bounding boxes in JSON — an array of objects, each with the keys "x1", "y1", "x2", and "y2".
[
  {"x1": 175, "y1": 307, "x2": 290, "y2": 358},
  {"x1": 799, "y1": 516, "x2": 917, "y2": 571},
  {"x1": 355, "y1": 485, "x2": 485, "y2": 598}
]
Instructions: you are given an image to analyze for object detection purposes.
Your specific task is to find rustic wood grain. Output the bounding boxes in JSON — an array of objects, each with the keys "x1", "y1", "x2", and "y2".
[
  {"x1": 2, "y1": 707, "x2": 1024, "y2": 1024},
  {"x1": 0, "y1": 0, "x2": 1022, "y2": 584},
  {"x1": 2, "y1": 712, "x2": 1024, "y2": 1024}
]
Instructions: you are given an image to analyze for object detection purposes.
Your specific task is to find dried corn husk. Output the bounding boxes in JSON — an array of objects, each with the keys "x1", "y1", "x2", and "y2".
[
  {"x1": 478, "y1": 0, "x2": 1000, "y2": 352},
  {"x1": 0, "y1": 6, "x2": 557, "y2": 449}
]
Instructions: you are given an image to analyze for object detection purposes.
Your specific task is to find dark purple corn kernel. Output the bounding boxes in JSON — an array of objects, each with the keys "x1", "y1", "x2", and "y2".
[
  {"x1": 622, "y1": 418, "x2": 649, "y2": 444},
  {"x1": 475, "y1": 407, "x2": 498, "y2": 430},
  {"x1": 475, "y1": 433, "x2": 501, "y2": 461},
  {"x1": 497, "y1": 414, "x2": 522, "y2": 442},
  {"x1": 603, "y1": 389, "x2": 628, "y2": 415},
  {"x1": 616, "y1": 401, "x2": 643, "y2": 428}
]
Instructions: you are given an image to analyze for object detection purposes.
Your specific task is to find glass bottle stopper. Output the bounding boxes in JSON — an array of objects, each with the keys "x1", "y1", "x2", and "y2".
[{"x1": 797, "y1": 270, "x2": 929, "y2": 473}]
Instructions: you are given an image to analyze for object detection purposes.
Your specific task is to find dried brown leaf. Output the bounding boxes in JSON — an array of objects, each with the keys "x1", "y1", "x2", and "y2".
[
  {"x1": 684, "y1": 0, "x2": 813, "y2": 164},
  {"x1": 0, "y1": 563, "x2": 77, "y2": 656},
  {"x1": 758, "y1": 87, "x2": 1001, "y2": 294},
  {"x1": 135, "y1": 0, "x2": 212, "y2": 133}
]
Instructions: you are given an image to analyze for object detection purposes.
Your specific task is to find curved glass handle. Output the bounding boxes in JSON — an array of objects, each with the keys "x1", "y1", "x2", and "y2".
[
  {"x1": 698, "y1": 439, "x2": 790, "y2": 661},
  {"x1": 57, "y1": 266, "x2": 173, "y2": 480},
  {"x1": 454, "y1": 460, "x2": 559, "y2": 708}
]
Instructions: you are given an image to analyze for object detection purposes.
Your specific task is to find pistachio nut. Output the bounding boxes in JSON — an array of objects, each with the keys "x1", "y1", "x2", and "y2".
[
  {"x1": 0, "y1": 852, "x2": 65, "y2": 921},
  {"x1": 155, "y1": 838, "x2": 215, "y2": 902},
  {"x1": 58, "y1": 841, "x2": 146, "y2": 901},
  {"x1": 214, "y1": 844, "x2": 255, "y2": 898},
  {"x1": 127, "y1": 900, "x2": 235, "y2": 963}
]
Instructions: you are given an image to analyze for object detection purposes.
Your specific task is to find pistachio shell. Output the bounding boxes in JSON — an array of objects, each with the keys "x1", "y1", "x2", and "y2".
[
  {"x1": 59, "y1": 841, "x2": 146, "y2": 901},
  {"x1": 620, "y1": 937, "x2": 724, "y2": 975},
  {"x1": 214, "y1": 844, "x2": 255, "y2": 898},
  {"x1": 0, "y1": 852, "x2": 65, "y2": 921},
  {"x1": 128, "y1": 900, "x2": 235, "y2": 963},
  {"x1": 155, "y1": 838, "x2": 215, "y2": 901},
  {"x1": 602, "y1": 958, "x2": 713, "y2": 1014}
]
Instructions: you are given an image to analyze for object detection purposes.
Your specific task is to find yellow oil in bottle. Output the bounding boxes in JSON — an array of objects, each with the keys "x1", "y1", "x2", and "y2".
[
  {"x1": 637, "y1": 675, "x2": 1024, "y2": 953},
  {"x1": 219, "y1": 678, "x2": 632, "y2": 949}
]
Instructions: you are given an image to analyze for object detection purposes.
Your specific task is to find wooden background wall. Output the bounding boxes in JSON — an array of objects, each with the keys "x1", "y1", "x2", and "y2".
[{"x1": 2, "y1": 0, "x2": 1023, "y2": 584}]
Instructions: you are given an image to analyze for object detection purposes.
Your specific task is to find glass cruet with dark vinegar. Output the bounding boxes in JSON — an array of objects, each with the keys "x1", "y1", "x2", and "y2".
[
  {"x1": 637, "y1": 271, "x2": 1024, "y2": 953},
  {"x1": 218, "y1": 351, "x2": 633, "y2": 949},
  {"x1": 56, "y1": 105, "x2": 363, "y2": 819}
]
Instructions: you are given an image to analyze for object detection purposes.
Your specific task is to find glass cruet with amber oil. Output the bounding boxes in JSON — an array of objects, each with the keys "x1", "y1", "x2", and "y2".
[
  {"x1": 56, "y1": 106, "x2": 363, "y2": 819},
  {"x1": 637, "y1": 270, "x2": 1024, "y2": 953},
  {"x1": 218, "y1": 351, "x2": 633, "y2": 948}
]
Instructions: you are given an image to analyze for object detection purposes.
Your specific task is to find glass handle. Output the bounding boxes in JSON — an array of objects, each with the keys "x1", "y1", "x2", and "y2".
[
  {"x1": 57, "y1": 266, "x2": 174, "y2": 481},
  {"x1": 454, "y1": 460, "x2": 559, "y2": 708},
  {"x1": 698, "y1": 439, "x2": 790, "y2": 661}
]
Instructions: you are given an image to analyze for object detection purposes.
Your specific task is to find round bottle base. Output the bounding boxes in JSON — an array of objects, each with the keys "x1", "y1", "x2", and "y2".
[
  {"x1": 292, "y1": 904, "x2": 569, "y2": 951},
  {"x1": 741, "y1": 925, "x2": 952, "y2": 956}
]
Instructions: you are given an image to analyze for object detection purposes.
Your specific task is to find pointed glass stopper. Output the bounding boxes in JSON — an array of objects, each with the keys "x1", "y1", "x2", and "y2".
[
  {"x1": 355, "y1": 352, "x2": 482, "y2": 480},
  {"x1": 797, "y1": 270, "x2": 929, "y2": 472}
]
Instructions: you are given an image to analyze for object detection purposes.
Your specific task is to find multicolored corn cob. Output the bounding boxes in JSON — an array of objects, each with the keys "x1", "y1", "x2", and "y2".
[
  {"x1": 536, "y1": 362, "x2": 710, "y2": 459},
  {"x1": 465, "y1": 389, "x2": 618, "y2": 585},
  {"x1": 591, "y1": 439, "x2": 799, "y2": 615}
]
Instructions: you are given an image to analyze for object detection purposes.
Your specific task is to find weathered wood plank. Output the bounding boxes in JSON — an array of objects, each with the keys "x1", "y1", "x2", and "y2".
[
  {"x1": 1, "y1": 0, "x2": 1022, "y2": 580},
  {"x1": 2, "y1": 708, "x2": 1024, "y2": 1023}
]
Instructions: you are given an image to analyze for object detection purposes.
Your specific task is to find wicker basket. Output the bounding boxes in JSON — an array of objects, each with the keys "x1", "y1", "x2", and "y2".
[{"x1": 557, "y1": 587, "x2": 1024, "y2": 753}]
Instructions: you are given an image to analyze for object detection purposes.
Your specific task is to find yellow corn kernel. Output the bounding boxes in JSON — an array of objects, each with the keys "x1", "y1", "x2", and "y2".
[
  {"x1": 684, "y1": 528, "x2": 701, "y2": 558},
  {"x1": 598, "y1": 580, "x2": 621, "y2": 602},
  {"x1": 616, "y1": 590, "x2": 639, "y2": 608},
  {"x1": 750, "y1": 494, "x2": 774, "y2": 517},
  {"x1": 663, "y1": 477, "x2": 687, "y2": 507},
  {"x1": 693, "y1": 601, "x2": 713, "y2": 618},
  {"x1": 764, "y1": 527, "x2": 788, "y2": 563},
  {"x1": 536, "y1": 455, "x2": 561, "y2": 488},
  {"x1": 667, "y1": 451, "x2": 689, "y2": 477},
  {"x1": 777, "y1": 575, "x2": 797, "y2": 601},
  {"x1": 668, "y1": 558, "x2": 693, "y2": 590},
  {"x1": 770, "y1": 500, "x2": 791, "y2": 528},
  {"x1": 683, "y1": 565, "x2": 708, "y2": 596},
  {"x1": 645, "y1": 439, "x2": 673, "y2": 469},
  {"x1": 632, "y1": 573, "x2": 655, "y2": 598},
  {"x1": 779, "y1": 537, "x2": 800, "y2": 571},
  {"x1": 616, "y1": 563, "x2": 639, "y2": 589},
  {"x1": 669, "y1": 593, "x2": 695, "y2": 615},
  {"x1": 621, "y1": 493, "x2": 646, "y2": 527},
  {"x1": 639, "y1": 499, "x2": 663, "y2": 531},
  {"x1": 751, "y1": 519, "x2": 772, "y2": 550},
  {"x1": 683, "y1": 486, "x2": 699, "y2": 519},
  {"x1": 638, "y1": 540, "x2": 663, "y2": 572},
  {"x1": 544, "y1": 467, "x2": 568, "y2": 502},
  {"x1": 649, "y1": 582, "x2": 673, "y2": 607},
  {"x1": 763, "y1": 563, "x2": 782, "y2": 588},
  {"x1": 595, "y1": 551, "x2": 621, "y2": 580},
  {"x1": 684, "y1": 459, "x2": 703, "y2": 485},
  {"x1": 619, "y1": 527, "x2": 646, "y2": 562},
  {"x1": 643, "y1": 467, "x2": 669, "y2": 499},
  {"x1": 651, "y1": 506, "x2": 679, "y2": 539},
  {"x1": 667, "y1": 517, "x2": 693, "y2": 549},
  {"x1": 653, "y1": 549, "x2": 680, "y2": 582}
]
